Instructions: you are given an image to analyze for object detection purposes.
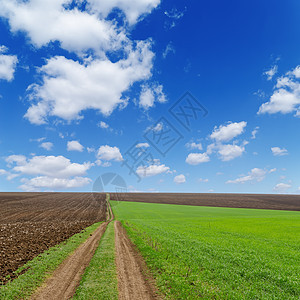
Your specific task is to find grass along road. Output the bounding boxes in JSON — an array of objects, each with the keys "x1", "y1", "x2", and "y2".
[
  {"x1": 73, "y1": 221, "x2": 118, "y2": 300},
  {"x1": 0, "y1": 222, "x2": 102, "y2": 299},
  {"x1": 112, "y1": 200, "x2": 300, "y2": 299}
]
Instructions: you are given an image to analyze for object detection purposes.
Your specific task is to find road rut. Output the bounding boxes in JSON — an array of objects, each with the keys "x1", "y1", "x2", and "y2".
[
  {"x1": 115, "y1": 220, "x2": 161, "y2": 300},
  {"x1": 31, "y1": 222, "x2": 108, "y2": 300}
]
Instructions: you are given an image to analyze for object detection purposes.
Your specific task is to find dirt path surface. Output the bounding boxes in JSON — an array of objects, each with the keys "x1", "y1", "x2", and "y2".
[
  {"x1": 114, "y1": 221, "x2": 161, "y2": 300},
  {"x1": 31, "y1": 222, "x2": 108, "y2": 300}
]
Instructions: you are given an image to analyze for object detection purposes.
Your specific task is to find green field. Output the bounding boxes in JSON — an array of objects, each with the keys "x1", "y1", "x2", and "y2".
[{"x1": 112, "y1": 201, "x2": 300, "y2": 299}]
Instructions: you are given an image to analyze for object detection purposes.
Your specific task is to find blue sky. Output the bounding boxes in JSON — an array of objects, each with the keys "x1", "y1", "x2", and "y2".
[{"x1": 0, "y1": 0, "x2": 300, "y2": 193}]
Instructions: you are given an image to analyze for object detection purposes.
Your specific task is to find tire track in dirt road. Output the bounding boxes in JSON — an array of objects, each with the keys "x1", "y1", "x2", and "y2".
[
  {"x1": 31, "y1": 196, "x2": 160, "y2": 300},
  {"x1": 30, "y1": 198, "x2": 112, "y2": 300},
  {"x1": 114, "y1": 220, "x2": 161, "y2": 300},
  {"x1": 30, "y1": 222, "x2": 108, "y2": 300}
]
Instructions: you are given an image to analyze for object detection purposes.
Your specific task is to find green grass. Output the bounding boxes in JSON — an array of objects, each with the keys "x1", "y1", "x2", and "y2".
[
  {"x1": 112, "y1": 201, "x2": 300, "y2": 299},
  {"x1": 73, "y1": 221, "x2": 118, "y2": 300},
  {"x1": 0, "y1": 222, "x2": 102, "y2": 300}
]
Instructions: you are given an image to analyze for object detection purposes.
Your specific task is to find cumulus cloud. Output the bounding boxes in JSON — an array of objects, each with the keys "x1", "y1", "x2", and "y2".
[
  {"x1": 174, "y1": 174, "x2": 186, "y2": 184},
  {"x1": 98, "y1": 121, "x2": 109, "y2": 129},
  {"x1": 264, "y1": 65, "x2": 278, "y2": 80},
  {"x1": 0, "y1": 46, "x2": 18, "y2": 81},
  {"x1": 7, "y1": 155, "x2": 91, "y2": 178},
  {"x1": 218, "y1": 144, "x2": 245, "y2": 161},
  {"x1": 67, "y1": 141, "x2": 84, "y2": 152},
  {"x1": 20, "y1": 176, "x2": 91, "y2": 191},
  {"x1": 271, "y1": 147, "x2": 288, "y2": 156},
  {"x1": 0, "y1": 1, "x2": 163, "y2": 124},
  {"x1": 251, "y1": 127, "x2": 259, "y2": 139},
  {"x1": 87, "y1": 0, "x2": 160, "y2": 25},
  {"x1": 40, "y1": 142, "x2": 53, "y2": 151},
  {"x1": 162, "y1": 42, "x2": 175, "y2": 59},
  {"x1": 136, "y1": 159, "x2": 170, "y2": 178},
  {"x1": 6, "y1": 154, "x2": 27, "y2": 166},
  {"x1": 139, "y1": 83, "x2": 166, "y2": 109},
  {"x1": 97, "y1": 145, "x2": 123, "y2": 162},
  {"x1": 198, "y1": 178, "x2": 209, "y2": 182},
  {"x1": 186, "y1": 153, "x2": 210, "y2": 165},
  {"x1": 185, "y1": 142, "x2": 202, "y2": 151},
  {"x1": 0, "y1": 0, "x2": 129, "y2": 54},
  {"x1": 273, "y1": 183, "x2": 291, "y2": 193},
  {"x1": 226, "y1": 168, "x2": 267, "y2": 184},
  {"x1": 6, "y1": 154, "x2": 92, "y2": 190},
  {"x1": 136, "y1": 142, "x2": 150, "y2": 148},
  {"x1": 25, "y1": 43, "x2": 154, "y2": 124},
  {"x1": 164, "y1": 7, "x2": 186, "y2": 29},
  {"x1": 210, "y1": 121, "x2": 247, "y2": 142},
  {"x1": 258, "y1": 65, "x2": 300, "y2": 116}
]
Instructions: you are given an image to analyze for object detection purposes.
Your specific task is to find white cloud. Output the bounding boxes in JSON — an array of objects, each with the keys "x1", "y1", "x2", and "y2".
[
  {"x1": 0, "y1": 1, "x2": 164, "y2": 125},
  {"x1": 0, "y1": 0, "x2": 129, "y2": 54},
  {"x1": 273, "y1": 183, "x2": 291, "y2": 192},
  {"x1": 258, "y1": 65, "x2": 300, "y2": 116},
  {"x1": 0, "y1": 46, "x2": 18, "y2": 81},
  {"x1": 0, "y1": 169, "x2": 7, "y2": 175},
  {"x1": 185, "y1": 142, "x2": 202, "y2": 151},
  {"x1": 6, "y1": 155, "x2": 27, "y2": 166},
  {"x1": 174, "y1": 174, "x2": 186, "y2": 184},
  {"x1": 136, "y1": 143, "x2": 150, "y2": 148},
  {"x1": 30, "y1": 137, "x2": 46, "y2": 143},
  {"x1": 226, "y1": 168, "x2": 267, "y2": 184},
  {"x1": 210, "y1": 121, "x2": 247, "y2": 142},
  {"x1": 162, "y1": 42, "x2": 175, "y2": 59},
  {"x1": 0, "y1": 168, "x2": 20, "y2": 181},
  {"x1": 164, "y1": 8, "x2": 185, "y2": 20},
  {"x1": 40, "y1": 142, "x2": 53, "y2": 151},
  {"x1": 87, "y1": 147, "x2": 96, "y2": 153},
  {"x1": 99, "y1": 121, "x2": 109, "y2": 129},
  {"x1": 25, "y1": 42, "x2": 154, "y2": 124},
  {"x1": 67, "y1": 140, "x2": 84, "y2": 152},
  {"x1": 87, "y1": 0, "x2": 160, "y2": 25},
  {"x1": 97, "y1": 145, "x2": 123, "y2": 162},
  {"x1": 186, "y1": 153, "x2": 210, "y2": 165},
  {"x1": 6, "y1": 173, "x2": 19, "y2": 181},
  {"x1": 164, "y1": 7, "x2": 186, "y2": 29},
  {"x1": 251, "y1": 126, "x2": 259, "y2": 139},
  {"x1": 218, "y1": 144, "x2": 245, "y2": 161},
  {"x1": 139, "y1": 83, "x2": 166, "y2": 109},
  {"x1": 7, "y1": 155, "x2": 91, "y2": 178},
  {"x1": 0, "y1": 45, "x2": 8, "y2": 53},
  {"x1": 20, "y1": 176, "x2": 91, "y2": 191},
  {"x1": 271, "y1": 147, "x2": 288, "y2": 156},
  {"x1": 264, "y1": 65, "x2": 278, "y2": 80},
  {"x1": 198, "y1": 178, "x2": 209, "y2": 182},
  {"x1": 136, "y1": 159, "x2": 170, "y2": 178},
  {"x1": 269, "y1": 168, "x2": 277, "y2": 173},
  {"x1": 147, "y1": 122, "x2": 164, "y2": 133}
]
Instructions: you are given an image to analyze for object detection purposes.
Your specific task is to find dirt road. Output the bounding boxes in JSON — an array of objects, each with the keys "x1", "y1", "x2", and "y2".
[
  {"x1": 114, "y1": 221, "x2": 161, "y2": 300},
  {"x1": 31, "y1": 222, "x2": 108, "y2": 300},
  {"x1": 30, "y1": 199, "x2": 160, "y2": 299}
]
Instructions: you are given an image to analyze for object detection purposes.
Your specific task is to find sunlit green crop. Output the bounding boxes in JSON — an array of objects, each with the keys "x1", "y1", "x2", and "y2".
[{"x1": 113, "y1": 201, "x2": 300, "y2": 299}]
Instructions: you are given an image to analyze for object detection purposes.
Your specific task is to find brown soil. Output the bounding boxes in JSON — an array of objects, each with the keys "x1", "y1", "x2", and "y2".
[
  {"x1": 114, "y1": 221, "x2": 161, "y2": 300},
  {"x1": 110, "y1": 192, "x2": 300, "y2": 211},
  {"x1": 0, "y1": 192, "x2": 106, "y2": 285},
  {"x1": 31, "y1": 222, "x2": 108, "y2": 300}
]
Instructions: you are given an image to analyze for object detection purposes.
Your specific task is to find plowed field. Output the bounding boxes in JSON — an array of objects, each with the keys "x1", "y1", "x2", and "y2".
[
  {"x1": 110, "y1": 192, "x2": 300, "y2": 211},
  {"x1": 0, "y1": 192, "x2": 106, "y2": 285}
]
